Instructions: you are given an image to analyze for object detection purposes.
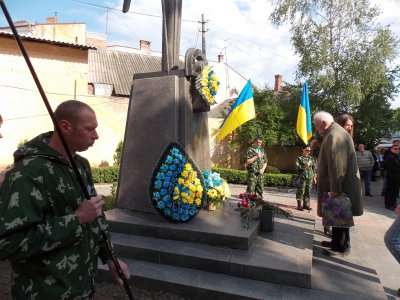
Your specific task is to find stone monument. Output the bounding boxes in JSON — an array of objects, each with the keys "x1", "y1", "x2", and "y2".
[{"x1": 116, "y1": 0, "x2": 211, "y2": 213}]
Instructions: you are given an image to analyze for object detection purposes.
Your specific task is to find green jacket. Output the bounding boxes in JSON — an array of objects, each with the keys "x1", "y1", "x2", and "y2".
[
  {"x1": 245, "y1": 147, "x2": 267, "y2": 174},
  {"x1": 296, "y1": 155, "x2": 316, "y2": 180},
  {"x1": 0, "y1": 132, "x2": 111, "y2": 299}
]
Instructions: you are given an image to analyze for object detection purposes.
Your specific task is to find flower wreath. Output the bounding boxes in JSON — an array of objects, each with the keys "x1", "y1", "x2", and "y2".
[
  {"x1": 195, "y1": 65, "x2": 220, "y2": 105},
  {"x1": 150, "y1": 142, "x2": 206, "y2": 222},
  {"x1": 202, "y1": 170, "x2": 230, "y2": 206}
]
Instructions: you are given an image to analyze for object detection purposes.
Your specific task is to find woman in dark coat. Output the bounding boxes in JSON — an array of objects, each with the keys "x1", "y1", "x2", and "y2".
[{"x1": 384, "y1": 145, "x2": 400, "y2": 210}]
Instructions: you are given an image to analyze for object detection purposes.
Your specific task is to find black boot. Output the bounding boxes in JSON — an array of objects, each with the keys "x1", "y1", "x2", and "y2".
[
  {"x1": 297, "y1": 201, "x2": 303, "y2": 211},
  {"x1": 303, "y1": 202, "x2": 312, "y2": 211}
]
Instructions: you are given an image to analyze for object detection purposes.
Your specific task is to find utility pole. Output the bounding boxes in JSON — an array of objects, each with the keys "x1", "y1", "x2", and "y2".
[{"x1": 198, "y1": 14, "x2": 208, "y2": 58}]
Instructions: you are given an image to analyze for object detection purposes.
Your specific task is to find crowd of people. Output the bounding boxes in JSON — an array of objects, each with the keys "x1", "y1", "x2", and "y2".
[{"x1": 244, "y1": 111, "x2": 399, "y2": 264}]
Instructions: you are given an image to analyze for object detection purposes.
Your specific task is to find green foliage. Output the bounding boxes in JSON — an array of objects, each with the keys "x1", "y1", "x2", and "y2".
[
  {"x1": 113, "y1": 140, "x2": 124, "y2": 166},
  {"x1": 269, "y1": 0, "x2": 400, "y2": 144},
  {"x1": 212, "y1": 167, "x2": 293, "y2": 186},
  {"x1": 92, "y1": 166, "x2": 119, "y2": 183},
  {"x1": 103, "y1": 196, "x2": 116, "y2": 211}
]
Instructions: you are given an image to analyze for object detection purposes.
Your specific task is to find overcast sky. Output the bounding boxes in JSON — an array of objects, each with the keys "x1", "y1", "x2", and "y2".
[{"x1": 1, "y1": 0, "x2": 399, "y2": 106}]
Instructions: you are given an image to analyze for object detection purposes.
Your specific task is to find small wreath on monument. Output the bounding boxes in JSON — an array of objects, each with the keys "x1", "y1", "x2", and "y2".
[
  {"x1": 150, "y1": 142, "x2": 207, "y2": 222},
  {"x1": 195, "y1": 65, "x2": 220, "y2": 105}
]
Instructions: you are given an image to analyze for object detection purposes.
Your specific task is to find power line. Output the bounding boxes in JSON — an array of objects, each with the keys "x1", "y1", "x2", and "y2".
[{"x1": 70, "y1": 0, "x2": 198, "y2": 23}]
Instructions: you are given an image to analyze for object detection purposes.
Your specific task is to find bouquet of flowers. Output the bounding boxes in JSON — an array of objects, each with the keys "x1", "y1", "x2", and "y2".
[
  {"x1": 195, "y1": 65, "x2": 220, "y2": 105},
  {"x1": 237, "y1": 192, "x2": 292, "y2": 229},
  {"x1": 151, "y1": 143, "x2": 206, "y2": 222},
  {"x1": 238, "y1": 192, "x2": 263, "y2": 229},
  {"x1": 202, "y1": 170, "x2": 230, "y2": 207}
]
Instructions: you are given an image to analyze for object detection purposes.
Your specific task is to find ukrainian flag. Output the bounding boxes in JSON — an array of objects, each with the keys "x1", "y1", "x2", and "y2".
[
  {"x1": 296, "y1": 81, "x2": 312, "y2": 144},
  {"x1": 216, "y1": 80, "x2": 256, "y2": 141}
]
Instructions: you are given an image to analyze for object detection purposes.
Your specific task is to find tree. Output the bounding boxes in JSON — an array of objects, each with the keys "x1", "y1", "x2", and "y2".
[
  {"x1": 113, "y1": 140, "x2": 123, "y2": 166},
  {"x1": 269, "y1": 0, "x2": 399, "y2": 115}
]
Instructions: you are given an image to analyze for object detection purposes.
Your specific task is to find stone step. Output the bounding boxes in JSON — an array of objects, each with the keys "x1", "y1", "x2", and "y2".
[
  {"x1": 105, "y1": 211, "x2": 315, "y2": 288},
  {"x1": 104, "y1": 205, "x2": 260, "y2": 250},
  {"x1": 97, "y1": 257, "x2": 366, "y2": 300}
]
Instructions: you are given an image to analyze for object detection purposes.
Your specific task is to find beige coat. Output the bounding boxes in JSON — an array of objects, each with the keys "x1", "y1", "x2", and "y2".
[{"x1": 317, "y1": 123, "x2": 363, "y2": 217}]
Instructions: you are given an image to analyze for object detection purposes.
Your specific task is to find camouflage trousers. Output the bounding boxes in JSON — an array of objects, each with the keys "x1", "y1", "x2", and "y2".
[
  {"x1": 296, "y1": 178, "x2": 312, "y2": 205},
  {"x1": 247, "y1": 172, "x2": 264, "y2": 199}
]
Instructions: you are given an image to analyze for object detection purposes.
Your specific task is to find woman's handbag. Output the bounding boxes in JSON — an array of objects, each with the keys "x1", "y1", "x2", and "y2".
[
  {"x1": 292, "y1": 175, "x2": 301, "y2": 187},
  {"x1": 321, "y1": 192, "x2": 354, "y2": 227}
]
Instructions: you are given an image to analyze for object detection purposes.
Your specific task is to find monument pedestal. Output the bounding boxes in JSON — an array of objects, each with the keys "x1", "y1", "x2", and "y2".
[{"x1": 116, "y1": 71, "x2": 211, "y2": 213}]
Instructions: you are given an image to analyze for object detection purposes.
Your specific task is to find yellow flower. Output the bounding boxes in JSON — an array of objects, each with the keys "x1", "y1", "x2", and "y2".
[
  {"x1": 177, "y1": 178, "x2": 184, "y2": 185},
  {"x1": 181, "y1": 170, "x2": 188, "y2": 178},
  {"x1": 184, "y1": 163, "x2": 192, "y2": 171},
  {"x1": 195, "y1": 198, "x2": 202, "y2": 206}
]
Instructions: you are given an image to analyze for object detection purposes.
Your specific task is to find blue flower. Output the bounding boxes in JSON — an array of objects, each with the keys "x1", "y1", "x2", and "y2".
[
  {"x1": 165, "y1": 200, "x2": 173, "y2": 208},
  {"x1": 171, "y1": 148, "x2": 179, "y2": 156},
  {"x1": 156, "y1": 172, "x2": 165, "y2": 180},
  {"x1": 164, "y1": 208, "x2": 171, "y2": 216},
  {"x1": 157, "y1": 201, "x2": 165, "y2": 209},
  {"x1": 162, "y1": 181, "x2": 170, "y2": 188},
  {"x1": 153, "y1": 192, "x2": 161, "y2": 200},
  {"x1": 172, "y1": 206, "x2": 178, "y2": 212},
  {"x1": 178, "y1": 207, "x2": 184, "y2": 214},
  {"x1": 169, "y1": 164, "x2": 177, "y2": 171},
  {"x1": 172, "y1": 213, "x2": 180, "y2": 220},
  {"x1": 173, "y1": 158, "x2": 180, "y2": 164},
  {"x1": 160, "y1": 164, "x2": 168, "y2": 172},
  {"x1": 160, "y1": 189, "x2": 168, "y2": 196},
  {"x1": 154, "y1": 180, "x2": 162, "y2": 188},
  {"x1": 163, "y1": 195, "x2": 171, "y2": 202},
  {"x1": 182, "y1": 214, "x2": 189, "y2": 221},
  {"x1": 189, "y1": 209, "x2": 196, "y2": 216},
  {"x1": 166, "y1": 155, "x2": 173, "y2": 163}
]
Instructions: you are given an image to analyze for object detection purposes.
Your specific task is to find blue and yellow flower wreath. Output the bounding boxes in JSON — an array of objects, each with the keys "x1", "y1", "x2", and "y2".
[
  {"x1": 150, "y1": 142, "x2": 207, "y2": 222},
  {"x1": 195, "y1": 65, "x2": 220, "y2": 105}
]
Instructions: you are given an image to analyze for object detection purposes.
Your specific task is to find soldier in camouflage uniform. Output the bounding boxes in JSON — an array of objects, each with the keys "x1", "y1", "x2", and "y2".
[
  {"x1": 0, "y1": 101, "x2": 129, "y2": 299},
  {"x1": 295, "y1": 145, "x2": 316, "y2": 211},
  {"x1": 245, "y1": 137, "x2": 267, "y2": 199}
]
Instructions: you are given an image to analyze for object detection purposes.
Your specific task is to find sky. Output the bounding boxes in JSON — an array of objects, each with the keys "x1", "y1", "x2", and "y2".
[{"x1": 1, "y1": 0, "x2": 400, "y2": 107}]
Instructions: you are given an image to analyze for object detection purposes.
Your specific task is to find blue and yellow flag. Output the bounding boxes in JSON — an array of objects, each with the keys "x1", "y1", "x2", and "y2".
[
  {"x1": 296, "y1": 81, "x2": 312, "y2": 144},
  {"x1": 216, "y1": 80, "x2": 255, "y2": 141}
]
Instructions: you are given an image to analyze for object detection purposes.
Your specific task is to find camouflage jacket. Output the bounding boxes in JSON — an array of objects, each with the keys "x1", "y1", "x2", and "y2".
[
  {"x1": 296, "y1": 155, "x2": 316, "y2": 180},
  {"x1": 0, "y1": 132, "x2": 111, "y2": 299},
  {"x1": 245, "y1": 147, "x2": 267, "y2": 174}
]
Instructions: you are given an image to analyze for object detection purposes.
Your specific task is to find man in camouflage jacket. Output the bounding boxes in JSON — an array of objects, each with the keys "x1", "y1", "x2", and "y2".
[
  {"x1": 245, "y1": 137, "x2": 267, "y2": 199},
  {"x1": 295, "y1": 145, "x2": 316, "y2": 211},
  {"x1": 0, "y1": 101, "x2": 129, "y2": 299}
]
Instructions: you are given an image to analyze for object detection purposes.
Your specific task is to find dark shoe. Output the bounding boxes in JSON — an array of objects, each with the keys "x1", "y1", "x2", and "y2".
[
  {"x1": 303, "y1": 205, "x2": 312, "y2": 211},
  {"x1": 320, "y1": 241, "x2": 332, "y2": 248},
  {"x1": 365, "y1": 193, "x2": 373, "y2": 197},
  {"x1": 323, "y1": 227, "x2": 332, "y2": 236},
  {"x1": 322, "y1": 248, "x2": 351, "y2": 257},
  {"x1": 296, "y1": 201, "x2": 303, "y2": 211}
]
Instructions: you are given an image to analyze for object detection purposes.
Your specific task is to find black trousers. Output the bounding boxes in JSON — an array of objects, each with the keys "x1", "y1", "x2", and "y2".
[
  {"x1": 331, "y1": 227, "x2": 350, "y2": 252},
  {"x1": 385, "y1": 175, "x2": 399, "y2": 209}
]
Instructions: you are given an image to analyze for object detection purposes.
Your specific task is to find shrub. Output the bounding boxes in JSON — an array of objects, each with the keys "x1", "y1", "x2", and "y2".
[
  {"x1": 92, "y1": 166, "x2": 119, "y2": 183},
  {"x1": 212, "y1": 167, "x2": 293, "y2": 186},
  {"x1": 92, "y1": 166, "x2": 294, "y2": 187}
]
